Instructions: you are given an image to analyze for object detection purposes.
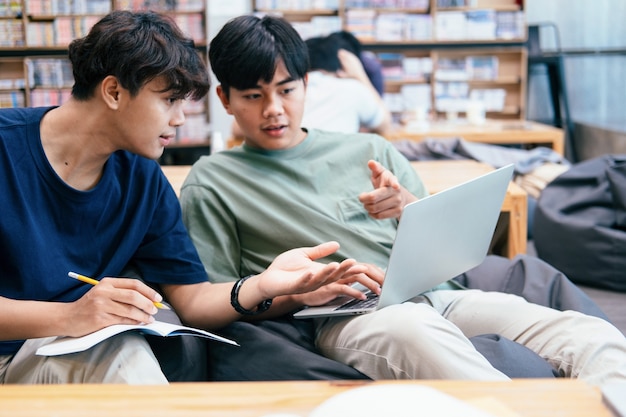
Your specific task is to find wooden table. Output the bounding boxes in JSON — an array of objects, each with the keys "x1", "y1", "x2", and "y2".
[
  {"x1": 0, "y1": 379, "x2": 610, "y2": 417},
  {"x1": 412, "y1": 160, "x2": 527, "y2": 258},
  {"x1": 386, "y1": 119, "x2": 565, "y2": 156}
]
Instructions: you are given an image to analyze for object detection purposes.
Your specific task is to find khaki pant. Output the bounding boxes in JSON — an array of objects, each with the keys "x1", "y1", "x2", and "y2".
[
  {"x1": 316, "y1": 289, "x2": 626, "y2": 386},
  {"x1": 0, "y1": 332, "x2": 167, "y2": 384}
]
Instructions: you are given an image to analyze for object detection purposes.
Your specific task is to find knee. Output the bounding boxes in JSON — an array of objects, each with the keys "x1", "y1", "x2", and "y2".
[{"x1": 364, "y1": 303, "x2": 441, "y2": 343}]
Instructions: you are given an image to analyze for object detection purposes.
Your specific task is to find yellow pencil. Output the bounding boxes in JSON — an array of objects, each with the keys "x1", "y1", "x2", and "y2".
[{"x1": 68, "y1": 271, "x2": 170, "y2": 310}]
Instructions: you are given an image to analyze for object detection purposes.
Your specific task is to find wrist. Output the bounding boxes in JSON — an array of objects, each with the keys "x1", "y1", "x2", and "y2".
[{"x1": 230, "y1": 275, "x2": 273, "y2": 315}]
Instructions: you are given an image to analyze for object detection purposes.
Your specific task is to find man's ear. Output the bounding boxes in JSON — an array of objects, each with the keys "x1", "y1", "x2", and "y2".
[
  {"x1": 101, "y1": 75, "x2": 122, "y2": 110},
  {"x1": 216, "y1": 85, "x2": 233, "y2": 115}
]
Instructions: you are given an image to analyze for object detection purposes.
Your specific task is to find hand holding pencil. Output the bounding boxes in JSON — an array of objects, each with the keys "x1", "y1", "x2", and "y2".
[{"x1": 68, "y1": 271, "x2": 170, "y2": 310}]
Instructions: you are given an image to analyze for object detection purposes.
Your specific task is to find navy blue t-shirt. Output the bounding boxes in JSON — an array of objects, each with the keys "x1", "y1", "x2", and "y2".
[{"x1": 0, "y1": 107, "x2": 208, "y2": 355}]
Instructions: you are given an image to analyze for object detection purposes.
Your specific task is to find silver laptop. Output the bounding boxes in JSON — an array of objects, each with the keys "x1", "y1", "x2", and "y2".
[{"x1": 293, "y1": 164, "x2": 514, "y2": 319}]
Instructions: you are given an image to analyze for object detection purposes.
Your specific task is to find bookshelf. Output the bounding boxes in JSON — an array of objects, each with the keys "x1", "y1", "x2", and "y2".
[
  {"x1": 0, "y1": 0, "x2": 210, "y2": 146},
  {"x1": 252, "y1": 0, "x2": 528, "y2": 123}
]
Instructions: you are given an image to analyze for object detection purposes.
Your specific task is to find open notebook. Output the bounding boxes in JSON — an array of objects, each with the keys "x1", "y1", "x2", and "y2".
[{"x1": 294, "y1": 164, "x2": 514, "y2": 319}]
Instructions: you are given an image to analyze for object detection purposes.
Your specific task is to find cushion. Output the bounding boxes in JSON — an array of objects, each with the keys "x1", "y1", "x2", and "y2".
[{"x1": 533, "y1": 155, "x2": 626, "y2": 291}]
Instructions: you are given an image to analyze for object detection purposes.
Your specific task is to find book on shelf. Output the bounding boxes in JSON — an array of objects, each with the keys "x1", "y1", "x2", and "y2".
[
  {"x1": 258, "y1": 0, "x2": 338, "y2": 9},
  {"x1": 344, "y1": 8, "x2": 376, "y2": 41},
  {"x1": 383, "y1": 92, "x2": 406, "y2": 125},
  {"x1": 436, "y1": 0, "x2": 467, "y2": 7},
  {"x1": 375, "y1": 13, "x2": 406, "y2": 41},
  {"x1": 0, "y1": 0, "x2": 22, "y2": 16},
  {"x1": 173, "y1": 13, "x2": 204, "y2": 43},
  {"x1": 401, "y1": 83, "x2": 431, "y2": 112},
  {"x1": 402, "y1": 56, "x2": 432, "y2": 82},
  {"x1": 378, "y1": 52, "x2": 405, "y2": 80},
  {"x1": 27, "y1": 0, "x2": 110, "y2": 15},
  {"x1": 435, "y1": 11, "x2": 466, "y2": 40},
  {"x1": 404, "y1": 13, "x2": 433, "y2": 41},
  {"x1": 36, "y1": 320, "x2": 238, "y2": 356},
  {"x1": 0, "y1": 91, "x2": 25, "y2": 108},
  {"x1": 116, "y1": 0, "x2": 202, "y2": 12},
  {"x1": 466, "y1": 55, "x2": 499, "y2": 80},
  {"x1": 345, "y1": 0, "x2": 427, "y2": 6},
  {"x1": 465, "y1": 9, "x2": 496, "y2": 40},
  {"x1": 0, "y1": 77, "x2": 25, "y2": 89},
  {"x1": 469, "y1": 88, "x2": 506, "y2": 111},
  {"x1": 26, "y1": 58, "x2": 73, "y2": 89},
  {"x1": 496, "y1": 11, "x2": 525, "y2": 40},
  {"x1": 293, "y1": 15, "x2": 342, "y2": 40},
  {"x1": 29, "y1": 88, "x2": 71, "y2": 107},
  {"x1": 435, "y1": 81, "x2": 469, "y2": 113},
  {"x1": 0, "y1": 19, "x2": 24, "y2": 47},
  {"x1": 435, "y1": 57, "x2": 468, "y2": 81}
]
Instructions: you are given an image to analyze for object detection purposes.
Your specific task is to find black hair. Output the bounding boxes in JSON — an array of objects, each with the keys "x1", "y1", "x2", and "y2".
[
  {"x1": 306, "y1": 30, "x2": 367, "y2": 73},
  {"x1": 328, "y1": 31, "x2": 364, "y2": 57},
  {"x1": 305, "y1": 36, "x2": 341, "y2": 72},
  {"x1": 208, "y1": 14, "x2": 309, "y2": 97},
  {"x1": 68, "y1": 10, "x2": 210, "y2": 101}
]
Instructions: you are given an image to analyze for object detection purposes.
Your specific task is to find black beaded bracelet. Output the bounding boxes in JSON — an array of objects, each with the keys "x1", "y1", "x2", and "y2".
[{"x1": 230, "y1": 275, "x2": 273, "y2": 315}]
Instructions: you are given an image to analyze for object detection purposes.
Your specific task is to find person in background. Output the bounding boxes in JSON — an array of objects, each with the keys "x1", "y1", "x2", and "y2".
[
  {"x1": 181, "y1": 13, "x2": 626, "y2": 386},
  {"x1": 0, "y1": 10, "x2": 371, "y2": 384},
  {"x1": 302, "y1": 34, "x2": 391, "y2": 135},
  {"x1": 327, "y1": 30, "x2": 385, "y2": 97}
]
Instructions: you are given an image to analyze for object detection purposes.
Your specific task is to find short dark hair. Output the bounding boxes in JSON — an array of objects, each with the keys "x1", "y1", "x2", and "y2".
[
  {"x1": 305, "y1": 36, "x2": 341, "y2": 72},
  {"x1": 208, "y1": 15, "x2": 309, "y2": 97},
  {"x1": 306, "y1": 30, "x2": 365, "y2": 72},
  {"x1": 68, "y1": 10, "x2": 210, "y2": 101},
  {"x1": 329, "y1": 31, "x2": 364, "y2": 57}
]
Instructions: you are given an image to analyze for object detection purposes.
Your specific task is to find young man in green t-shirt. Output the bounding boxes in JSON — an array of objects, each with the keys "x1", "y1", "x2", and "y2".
[{"x1": 180, "y1": 14, "x2": 626, "y2": 385}]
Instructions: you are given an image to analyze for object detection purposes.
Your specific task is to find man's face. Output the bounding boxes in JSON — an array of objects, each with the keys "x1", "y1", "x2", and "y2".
[
  {"x1": 113, "y1": 77, "x2": 185, "y2": 160},
  {"x1": 218, "y1": 60, "x2": 308, "y2": 151}
]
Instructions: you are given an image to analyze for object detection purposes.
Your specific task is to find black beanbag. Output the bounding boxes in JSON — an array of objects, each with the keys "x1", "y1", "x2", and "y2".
[{"x1": 534, "y1": 154, "x2": 626, "y2": 291}]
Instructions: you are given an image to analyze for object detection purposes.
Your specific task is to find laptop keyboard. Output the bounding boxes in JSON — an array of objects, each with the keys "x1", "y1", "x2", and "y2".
[{"x1": 336, "y1": 292, "x2": 379, "y2": 311}]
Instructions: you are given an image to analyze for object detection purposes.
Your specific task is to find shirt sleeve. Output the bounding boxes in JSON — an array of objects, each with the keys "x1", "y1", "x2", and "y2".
[
  {"x1": 180, "y1": 178, "x2": 242, "y2": 284},
  {"x1": 132, "y1": 171, "x2": 208, "y2": 286}
]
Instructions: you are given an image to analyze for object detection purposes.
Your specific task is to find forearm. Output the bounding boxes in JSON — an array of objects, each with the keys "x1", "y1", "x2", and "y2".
[
  {"x1": 163, "y1": 277, "x2": 297, "y2": 330},
  {"x1": 0, "y1": 297, "x2": 71, "y2": 340}
]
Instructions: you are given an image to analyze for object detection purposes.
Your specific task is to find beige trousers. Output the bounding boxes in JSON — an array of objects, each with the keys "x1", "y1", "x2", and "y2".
[
  {"x1": 0, "y1": 332, "x2": 168, "y2": 384},
  {"x1": 315, "y1": 289, "x2": 626, "y2": 386}
]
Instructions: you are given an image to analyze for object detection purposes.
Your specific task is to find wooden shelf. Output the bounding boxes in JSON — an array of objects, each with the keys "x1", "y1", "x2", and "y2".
[
  {"x1": 253, "y1": 0, "x2": 528, "y2": 122},
  {"x1": 0, "y1": 0, "x2": 210, "y2": 146}
]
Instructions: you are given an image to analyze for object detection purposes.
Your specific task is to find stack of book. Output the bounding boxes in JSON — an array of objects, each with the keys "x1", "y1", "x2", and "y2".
[
  {"x1": 344, "y1": 8, "x2": 376, "y2": 40},
  {"x1": 0, "y1": 0, "x2": 21, "y2": 16},
  {"x1": 173, "y1": 13, "x2": 204, "y2": 42},
  {"x1": 0, "y1": 91, "x2": 25, "y2": 108},
  {"x1": 26, "y1": 58, "x2": 73, "y2": 89},
  {"x1": 435, "y1": 9, "x2": 524, "y2": 40},
  {"x1": 26, "y1": 0, "x2": 110, "y2": 15},
  {"x1": 347, "y1": 9, "x2": 433, "y2": 41},
  {"x1": 345, "y1": 0, "x2": 428, "y2": 7},
  {"x1": 293, "y1": 16, "x2": 342, "y2": 39},
  {"x1": 0, "y1": 19, "x2": 23, "y2": 47},
  {"x1": 434, "y1": 81, "x2": 469, "y2": 113},
  {"x1": 255, "y1": 0, "x2": 339, "y2": 9}
]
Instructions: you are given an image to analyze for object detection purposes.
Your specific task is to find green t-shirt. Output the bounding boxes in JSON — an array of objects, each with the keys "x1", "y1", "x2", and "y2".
[{"x1": 180, "y1": 129, "x2": 428, "y2": 283}]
